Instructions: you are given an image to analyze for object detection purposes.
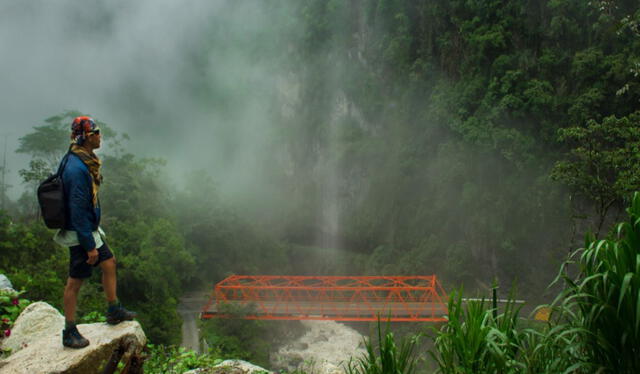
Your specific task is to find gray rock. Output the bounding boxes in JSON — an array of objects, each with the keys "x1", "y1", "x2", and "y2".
[
  {"x1": 0, "y1": 302, "x2": 146, "y2": 374},
  {"x1": 1, "y1": 301, "x2": 65, "y2": 354},
  {"x1": 184, "y1": 359, "x2": 272, "y2": 374},
  {"x1": 286, "y1": 353, "x2": 304, "y2": 368},
  {"x1": 0, "y1": 274, "x2": 12, "y2": 290},
  {"x1": 293, "y1": 342, "x2": 308, "y2": 350}
]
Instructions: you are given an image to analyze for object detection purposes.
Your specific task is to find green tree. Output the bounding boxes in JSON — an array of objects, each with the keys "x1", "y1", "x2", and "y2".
[
  {"x1": 552, "y1": 112, "x2": 640, "y2": 235},
  {"x1": 15, "y1": 111, "x2": 120, "y2": 218},
  {"x1": 16, "y1": 111, "x2": 117, "y2": 171}
]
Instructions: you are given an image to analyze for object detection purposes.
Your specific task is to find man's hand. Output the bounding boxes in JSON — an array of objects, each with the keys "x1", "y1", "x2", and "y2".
[{"x1": 87, "y1": 248, "x2": 99, "y2": 265}]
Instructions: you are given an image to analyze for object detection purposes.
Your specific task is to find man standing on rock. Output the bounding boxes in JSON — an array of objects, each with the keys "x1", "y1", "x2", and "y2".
[{"x1": 54, "y1": 116, "x2": 136, "y2": 349}]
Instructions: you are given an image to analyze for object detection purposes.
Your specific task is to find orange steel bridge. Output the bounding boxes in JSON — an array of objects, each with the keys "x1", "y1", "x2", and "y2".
[{"x1": 200, "y1": 275, "x2": 448, "y2": 322}]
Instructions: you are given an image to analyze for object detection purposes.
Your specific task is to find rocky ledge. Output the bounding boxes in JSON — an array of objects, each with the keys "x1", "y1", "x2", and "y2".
[{"x1": 0, "y1": 302, "x2": 146, "y2": 374}]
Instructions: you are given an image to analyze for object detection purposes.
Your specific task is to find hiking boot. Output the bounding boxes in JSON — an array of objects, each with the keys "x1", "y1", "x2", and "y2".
[
  {"x1": 62, "y1": 326, "x2": 90, "y2": 349},
  {"x1": 106, "y1": 304, "x2": 137, "y2": 325}
]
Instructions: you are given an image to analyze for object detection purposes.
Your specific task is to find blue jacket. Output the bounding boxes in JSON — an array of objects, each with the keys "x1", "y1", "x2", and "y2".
[{"x1": 61, "y1": 153, "x2": 101, "y2": 251}]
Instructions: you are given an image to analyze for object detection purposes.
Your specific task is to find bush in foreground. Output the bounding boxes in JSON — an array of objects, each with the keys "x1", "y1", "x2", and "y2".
[{"x1": 143, "y1": 344, "x2": 222, "y2": 374}]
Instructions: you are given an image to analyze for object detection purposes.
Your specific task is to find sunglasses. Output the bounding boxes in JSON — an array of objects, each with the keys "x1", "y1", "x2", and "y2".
[{"x1": 87, "y1": 129, "x2": 101, "y2": 136}]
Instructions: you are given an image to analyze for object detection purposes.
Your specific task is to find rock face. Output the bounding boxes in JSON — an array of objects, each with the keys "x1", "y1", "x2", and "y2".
[
  {"x1": 272, "y1": 320, "x2": 366, "y2": 374},
  {"x1": 184, "y1": 359, "x2": 272, "y2": 374},
  {"x1": 0, "y1": 303, "x2": 146, "y2": 374},
  {"x1": 1, "y1": 301, "x2": 65, "y2": 354}
]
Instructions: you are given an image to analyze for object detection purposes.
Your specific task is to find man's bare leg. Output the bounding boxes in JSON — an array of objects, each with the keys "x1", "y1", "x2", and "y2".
[
  {"x1": 100, "y1": 257, "x2": 117, "y2": 303},
  {"x1": 63, "y1": 277, "x2": 84, "y2": 322},
  {"x1": 100, "y1": 256, "x2": 137, "y2": 324},
  {"x1": 62, "y1": 277, "x2": 90, "y2": 348}
]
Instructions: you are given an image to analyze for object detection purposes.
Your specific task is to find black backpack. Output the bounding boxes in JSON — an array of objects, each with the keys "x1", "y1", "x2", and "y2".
[{"x1": 37, "y1": 150, "x2": 72, "y2": 229}]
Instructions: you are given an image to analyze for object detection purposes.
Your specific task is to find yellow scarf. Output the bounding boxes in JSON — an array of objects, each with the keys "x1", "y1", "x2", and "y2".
[{"x1": 71, "y1": 145, "x2": 102, "y2": 207}]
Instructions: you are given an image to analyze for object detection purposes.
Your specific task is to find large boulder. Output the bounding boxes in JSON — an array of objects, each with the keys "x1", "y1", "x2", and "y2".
[
  {"x1": 1, "y1": 301, "x2": 65, "y2": 354},
  {"x1": 184, "y1": 359, "x2": 273, "y2": 374},
  {"x1": 0, "y1": 302, "x2": 146, "y2": 374}
]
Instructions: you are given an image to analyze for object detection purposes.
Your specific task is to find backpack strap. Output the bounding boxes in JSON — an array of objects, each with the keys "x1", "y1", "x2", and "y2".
[{"x1": 55, "y1": 145, "x2": 73, "y2": 177}]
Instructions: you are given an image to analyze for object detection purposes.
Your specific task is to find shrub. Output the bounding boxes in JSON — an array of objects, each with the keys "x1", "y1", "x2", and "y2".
[
  {"x1": 0, "y1": 288, "x2": 30, "y2": 356},
  {"x1": 0, "y1": 289, "x2": 31, "y2": 338},
  {"x1": 143, "y1": 344, "x2": 221, "y2": 374}
]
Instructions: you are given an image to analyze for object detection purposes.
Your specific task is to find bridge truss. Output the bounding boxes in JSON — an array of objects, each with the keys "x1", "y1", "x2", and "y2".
[{"x1": 201, "y1": 275, "x2": 448, "y2": 322}]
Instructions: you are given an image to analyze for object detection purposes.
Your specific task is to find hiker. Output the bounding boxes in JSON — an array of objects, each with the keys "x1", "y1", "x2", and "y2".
[{"x1": 54, "y1": 116, "x2": 136, "y2": 349}]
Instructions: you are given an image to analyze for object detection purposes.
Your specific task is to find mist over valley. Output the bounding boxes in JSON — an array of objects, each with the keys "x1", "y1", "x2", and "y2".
[{"x1": 1, "y1": 1, "x2": 639, "y2": 372}]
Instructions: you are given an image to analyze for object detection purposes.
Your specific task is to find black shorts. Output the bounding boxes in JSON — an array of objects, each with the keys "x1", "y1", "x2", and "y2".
[{"x1": 68, "y1": 242, "x2": 114, "y2": 279}]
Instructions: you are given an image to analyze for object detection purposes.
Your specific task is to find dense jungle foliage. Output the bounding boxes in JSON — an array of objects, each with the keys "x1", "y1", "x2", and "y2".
[
  {"x1": 0, "y1": 0, "x2": 639, "y2": 369},
  {"x1": 271, "y1": 0, "x2": 640, "y2": 297}
]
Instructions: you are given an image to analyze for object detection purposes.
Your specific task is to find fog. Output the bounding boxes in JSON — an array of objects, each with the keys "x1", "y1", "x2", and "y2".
[
  {"x1": 0, "y1": 0, "x2": 287, "y2": 201},
  {"x1": 0, "y1": 0, "x2": 575, "y2": 295}
]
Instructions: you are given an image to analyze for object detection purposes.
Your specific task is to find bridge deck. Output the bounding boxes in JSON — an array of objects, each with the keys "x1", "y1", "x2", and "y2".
[{"x1": 201, "y1": 300, "x2": 447, "y2": 321}]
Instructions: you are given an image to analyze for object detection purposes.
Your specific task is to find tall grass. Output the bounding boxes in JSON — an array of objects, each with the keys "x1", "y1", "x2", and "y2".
[
  {"x1": 515, "y1": 315, "x2": 587, "y2": 374},
  {"x1": 428, "y1": 289, "x2": 523, "y2": 374},
  {"x1": 428, "y1": 291, "x2": 590, "y2": 373},
  {"x1": 345, "y1": 319, "x2": 420, "y2": 374},
  {"x1": 557, "y1": 192, "x2": 640, "y2": 372}
]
